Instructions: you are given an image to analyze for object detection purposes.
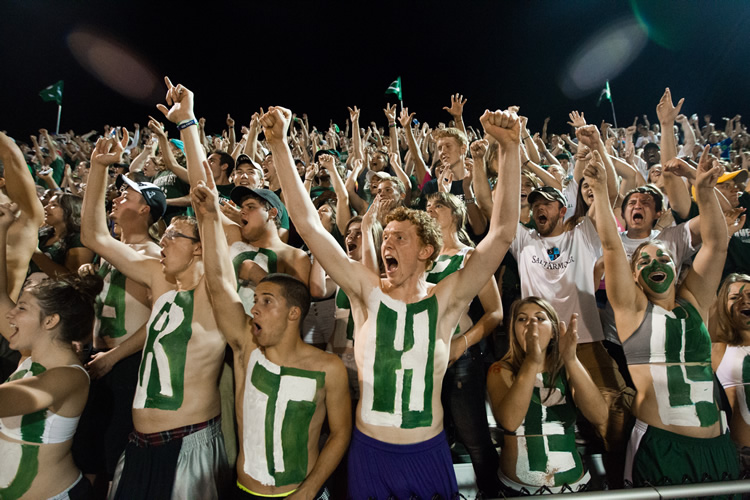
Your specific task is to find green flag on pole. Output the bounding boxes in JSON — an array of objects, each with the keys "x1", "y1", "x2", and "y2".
[
  {"x1": 596, "y1": 80, "x2": 611, "y2": 107},
  {"x1": 40, "y1": 80, "x2": 64, "y2": 106},
  {"x1": 385, "y1": 77, "x2": 402, "y2": 101}
]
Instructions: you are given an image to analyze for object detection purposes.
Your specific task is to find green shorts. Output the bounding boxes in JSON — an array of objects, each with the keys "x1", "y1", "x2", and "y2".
[{"x1": 629, "y1": 419, "x2": 739, "y2": 488}]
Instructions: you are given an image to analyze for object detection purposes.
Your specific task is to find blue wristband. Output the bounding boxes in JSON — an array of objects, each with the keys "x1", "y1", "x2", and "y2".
[{"x1": 177, "y1": 119, "x2": 198, "y2": 131}]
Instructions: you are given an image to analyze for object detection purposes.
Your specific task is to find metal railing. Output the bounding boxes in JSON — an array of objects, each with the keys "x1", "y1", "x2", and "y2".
[{"x1": 500, "y1": 479, "x2": 750, "y2": 499}]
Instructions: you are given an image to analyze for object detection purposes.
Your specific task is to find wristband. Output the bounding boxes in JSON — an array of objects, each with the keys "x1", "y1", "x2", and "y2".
[
  {"x1": 522, "y1": 135, "x2": 530, "y2": 141},
  {"x1": 389, "y1": 123, "x2": 397, "y2": 128},
  {"x1": 177, "y1": 118, "x2": 198, "y2": 131}
]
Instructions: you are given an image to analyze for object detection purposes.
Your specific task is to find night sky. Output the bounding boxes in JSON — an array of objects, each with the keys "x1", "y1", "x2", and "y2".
[{"x1": 3, "y1": 1, "x2": 750, "y2": 139}]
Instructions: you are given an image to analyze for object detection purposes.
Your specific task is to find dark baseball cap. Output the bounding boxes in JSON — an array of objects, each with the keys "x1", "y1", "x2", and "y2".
[
  {"x1": 115, "y1": 175, "x2": 167, "y2": 221},
  {"x1": 230, "y1": 186, "x2": 283, "y2": 214},
  {"x1": 528, "y1": 185, "x2": 567, "y2": 207}
]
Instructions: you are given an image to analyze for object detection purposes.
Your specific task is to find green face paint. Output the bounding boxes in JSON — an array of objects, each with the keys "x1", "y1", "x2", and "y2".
[{"x1": 637, "y1": 250, "x2": 674, "y2": 294}]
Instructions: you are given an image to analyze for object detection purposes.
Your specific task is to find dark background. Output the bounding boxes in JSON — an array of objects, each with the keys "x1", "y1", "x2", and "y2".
[{"x1": 2, "y1": 0, "x2": 749, "y2": 139}]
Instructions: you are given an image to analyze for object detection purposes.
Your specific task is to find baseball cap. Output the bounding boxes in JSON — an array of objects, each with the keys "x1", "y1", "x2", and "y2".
[
  {"x1": 115, "y1": 175, "x2": 167, "y2": 221},
  {"x1": 230, "y1": 186, "x2": 284, "y2": 214},
  {"x1": 528, "y1": 185, "x2": 567, "y2": 207},
  {"x1": 718, "y1": 169, "x2": 748, "y2": 184},
  {"x1": 235, "y1": 154, "x2": 263, "y2": 174}
]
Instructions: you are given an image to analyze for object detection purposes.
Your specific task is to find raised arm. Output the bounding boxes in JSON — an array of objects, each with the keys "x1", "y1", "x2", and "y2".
[
  {"x1": 656, "y1": 87, "x2": 684, "y2": 164},
  {"x1": 576, "y1": 125, "x2": 618, "y2": 210},
  {"x1": 155, "y1": 77, "x2": 207, "y2": 188},
  {"x1": 319, "y1": 154, "x2": 352, "y2": 235},
  {"x1": 679, "y1": 146, "x2": 727, "y2": 316},
  {"x1": 383, "y1": 104, "x2": 400, "y2": 156},
  {"x1": 398, "y1": 108, "x2": 428, "y2": 185},
  {"x1": 191, "y1": 162, "x2": 255, "y2": 352},
  {"x1": 439, "y1": 110, "x2": 520, "y2": 314},
  {"x1": 587, "y1": 151, "x2": 644, "y2": 335},
  {"x1": 0, "y1": 133, "x2": 44, "y2": 230},
  {"x1": 81, "y1": 134, "x2": 161, "y2": 288},
  {"x1": 348, "y1": 106, "x2": 363, "y2": 161},
  {"x1": 261, "y1": 107, "x2": 376, "y2": 298},
  {"x1": 443, "y1": 94, "x2": 467, "y2": 138},
  {"x1": 148, "y1": 116, "x2": 189, "y2": 184},
  {"x1": 470, "y1": 139, "x2": 493, "y2": 220},
  {"x1": 0, "y1": 203, "x2": 18, "y2": 337}
]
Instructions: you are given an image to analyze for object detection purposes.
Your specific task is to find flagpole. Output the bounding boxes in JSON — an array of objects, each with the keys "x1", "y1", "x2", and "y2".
[
  {"x1": 56, "y1": 105, "x2": 62, "y2": 135},
  {"x1": 609, "y1": 98, "x2": 617, "y2": 130}
]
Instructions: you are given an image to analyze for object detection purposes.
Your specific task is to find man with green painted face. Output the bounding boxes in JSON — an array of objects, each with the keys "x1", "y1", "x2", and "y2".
[
  {"x1": 191, "y1": 164, "x2": 351, "y2": 499},
  {"x1": 82, "y1": 99, "x2": 231, "y2": 498},
  {"x1": 262, "y1": 104, "x2": 520, "y2": 499}
]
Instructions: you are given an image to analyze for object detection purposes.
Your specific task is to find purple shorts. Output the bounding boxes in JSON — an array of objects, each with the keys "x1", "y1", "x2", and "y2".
[{"x1": 347, "y1": 428, "x2": 458, "y2": 500}]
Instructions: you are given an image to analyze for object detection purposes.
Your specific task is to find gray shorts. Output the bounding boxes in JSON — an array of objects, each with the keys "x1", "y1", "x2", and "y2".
[{"x1": 109, "y1": 416, "x2": 230, "y2": 500}]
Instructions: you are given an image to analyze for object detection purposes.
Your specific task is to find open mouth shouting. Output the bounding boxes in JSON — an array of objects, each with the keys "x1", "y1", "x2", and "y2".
[
  {"x1": 384, "y1": 254, "x2": 399, "y2": 275},
  {"x1": 648, "y1": 271, "x2": 667, "y2": 283},
  {"x1": 346, "y1": 241, "x2": 359, "y2": 257}
]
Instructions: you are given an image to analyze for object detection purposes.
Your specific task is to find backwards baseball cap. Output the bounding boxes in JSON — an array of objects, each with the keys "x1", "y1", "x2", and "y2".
[
  {"x1": 115, "y1": 175, "x2": 167, "y2": 221},
  {"x1": 528, "y1": 185, "x2": 567, "y2": 207},
  {"x1": 643, "y1": 142, "x2": 660, "y2": 151},
  {"x1": 230, "y1": 186, "x2": 284, "y2": 214}
]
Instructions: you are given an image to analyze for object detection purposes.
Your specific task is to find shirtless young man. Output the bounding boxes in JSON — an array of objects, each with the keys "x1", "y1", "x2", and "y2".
[
  {"x1": 0, "y1": 133, "x2": 45, "y2": 380},
  {"x1": 262, "y1": 105, "x2": 520, "y2": 499},
  {"x1": 192, "y1": 162, "x2": 351, "y2": 499},
  {"x1": 81, "y1": 97, "x2": 229, "y2": 498},
  {"x1": 75, "y1": 133, "x2": 166, "y2": 489}
]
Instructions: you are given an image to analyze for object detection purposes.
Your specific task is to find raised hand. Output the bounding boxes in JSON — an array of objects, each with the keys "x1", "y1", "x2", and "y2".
[
  {"x1": 567, "y1": 110, "x2": 586, "y2": 128},
  {"x1": 90, "y1": 130, "x2": 129, "y2": 167},
  {"x1": 470, "y1": 139, "x2": 488, "y2": 159},
  {"x1": 559, "y1": 314, "x2": 579, "y2": 364},
  {"x1": 398, "y1": 107, "x2": 415, "y2": 128},
  {"x1": 190, "y1": 160, "x2": 220, "y2": 216},
  {"x1": 259, "y1": 106, "x2": 292, "y2": 144},
  {"x1": 319, "y1": 154, "x2": 336, "y2": 173},
  {"x1": 662, "y1": 157, "x2": 696, "y2": 179},
  {"x1": 694, "y1": 145, "x2": 721, "y2": 189},
  {"x1": 582, "y1": 150, "x2": 607, "y2": 194},
  {"x1": 226, "y1": 114, "x2": 235, "y2": 128},
  {"x1": 155, "y1": 76, "x2": 195, "y2": 124},
  {"x1": 147, "y1": 116, "x2": 167, "y2": 138},
  {"x1": 575, "y1": 124, "x2": 602, "y2": 149},
  {"x1": 656, "y1": 87, "x2": 684, "y2": 124},
  {"x1": 479, "y1": 109, "x2": 520, "y2": 148},
  {"x1": 348, "y1": 106, "x2": 360, "y2": 123},
  {"x1": 443, "y1": 93, "x2": 467, "y2": 118},
  {"x1": 383, "y1": 103, "x2": 397, "y2": 123},
  {"x1": 304, "y1": 162, "x2": 319, "y2": 182}
]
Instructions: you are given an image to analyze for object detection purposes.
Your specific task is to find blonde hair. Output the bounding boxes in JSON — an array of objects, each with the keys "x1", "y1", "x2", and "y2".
[
  {"x1": 385, "y1": 206, "x2": 442, "y2": 263},
  {"x1": 434, "y1": 127, "x2": 468, "y2": 148}
]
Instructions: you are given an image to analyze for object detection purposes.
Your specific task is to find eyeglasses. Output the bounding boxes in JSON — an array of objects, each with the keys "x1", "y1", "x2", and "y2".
[{"x1": 161, "y1": 229, "x2": 200, "y2": 243}]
